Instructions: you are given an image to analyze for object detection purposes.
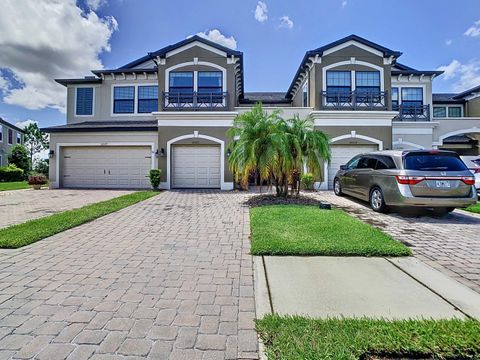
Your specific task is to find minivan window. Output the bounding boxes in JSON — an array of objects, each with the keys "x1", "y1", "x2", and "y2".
[
  {"x1": 404, "y1": 152, "x2": 468, "y2": 171},
  {"x1": 357, "y1": 157, "x2": 377, "y2": 169},
  {"x1": 346, "y1": 157, "x2": 360, "y2": 169},
  {"x1": 375, "y1": 156, "x2": 396, "y2": 170}
]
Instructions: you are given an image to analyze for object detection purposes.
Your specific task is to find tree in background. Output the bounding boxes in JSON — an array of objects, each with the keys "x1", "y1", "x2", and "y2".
[
  {"x1": 34, "y1": 159, "x2": 49, "y2": 176},
  {"x1": 23, "y1": 122, "x2": 49, "y2": 169},
  {"x1": 8, "y1": 145, "x2": 30, "y2": 177}
]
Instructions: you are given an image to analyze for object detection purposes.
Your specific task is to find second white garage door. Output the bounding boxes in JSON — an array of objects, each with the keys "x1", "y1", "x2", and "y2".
[
  {"x1": 172, "y1": 145, "x2": 221, "y2": 188},
  {"x1": 61, "y1": 146, "x2": 151, "y2": 189},
  {"x1": 327, "y1": 144, "x2": 378, "y2": 189}
]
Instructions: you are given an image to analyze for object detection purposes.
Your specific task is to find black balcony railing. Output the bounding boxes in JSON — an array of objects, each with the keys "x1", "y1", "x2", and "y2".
[
  {"x1": 321, "y1": 90, "x2": 388, "y2": 110},
  {"x1": 393, "y1": 105, "x2": 430, "y2": 121},
  {"x1": 162, "y1": 92, "x2": 228, "y2": 110}
]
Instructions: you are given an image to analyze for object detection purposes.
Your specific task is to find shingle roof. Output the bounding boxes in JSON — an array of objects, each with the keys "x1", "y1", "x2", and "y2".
[
  {"x1": 452, "y1": 84, "x2": 480, "y2": 100},
  {"x1": 42, "y1": 120, "x2": 158, "y2": 133},
  {"x1": 55, "y1": 77, "x2": 102, "y2": 87},
  {"x1": 392, "y1": 62, "x2": 443, "y2": 77},
  {"x1": 432, "y1": 93, "x2": 465, "y2": 104},
  {"x1": 0, "y1": 118, "x2": 25, "y2": 133}
]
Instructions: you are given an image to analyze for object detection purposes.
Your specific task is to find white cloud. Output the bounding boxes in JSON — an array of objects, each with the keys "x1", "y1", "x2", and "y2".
[
  {"x1": 341, "y1": 0, "x2": 348, "y2": 7},
  {"x1": 195, "y1": 29, "x2": 237, "y2": 50},
  {"x1": 254, "y1": 1, "x2": 268, "y2": 23},
  {"x1": 0, "y1": 71, "x2": 8, "y2": 91},
  {"x1": 86, "y1": 0, "x2": 107, "y2": 11},
  {"x1": 0, "y1": 0, "x2": 118, "y2": 113},
  {"x1": 437, "y1": 59, "x2": 480, "y2": 91},
  {"x1": 445, "y1": 39, "x2": 452, "y2": 46},
  {"x1": 15, "y1": 119, "x2": 37, "y2": 129},
  {"x1": 278, "y1": 16, "x2": 294, "y2": 30},
  {"x1": 465, "y1": 20, "x2": 480, "y2": 37}
]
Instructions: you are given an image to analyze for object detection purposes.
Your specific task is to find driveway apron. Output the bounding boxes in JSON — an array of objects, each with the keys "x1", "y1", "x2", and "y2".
[{"x1": 0, "y1": 190, "x2": 258, "y2": 360}]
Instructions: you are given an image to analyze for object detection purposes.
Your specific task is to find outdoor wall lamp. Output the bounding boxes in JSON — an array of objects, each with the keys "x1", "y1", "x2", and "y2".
[
  {"x1": 226, "y1": 149, "x2": 232, "y2": 157},
  {"x1": 48, "y1": 149, "x2": 55, "y2": 158},
  {"x1": 159, "y1": 148, "x2": 165, "y2": 157}
]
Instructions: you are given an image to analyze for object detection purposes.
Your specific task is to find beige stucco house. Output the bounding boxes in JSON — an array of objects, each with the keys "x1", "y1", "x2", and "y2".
[{"x1": 44, "y1": 35, "x2": 480, "y2": 190}]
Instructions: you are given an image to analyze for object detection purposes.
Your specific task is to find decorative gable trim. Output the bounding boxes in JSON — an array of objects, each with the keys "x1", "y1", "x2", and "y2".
[{"x1": 166, "y1": 40, "x2": 227, "y2": 58}]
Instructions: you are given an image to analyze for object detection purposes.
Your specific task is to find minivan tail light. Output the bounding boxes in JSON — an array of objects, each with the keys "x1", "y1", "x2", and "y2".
[
  {"x1": 461, "y1": 177, "x2": 476, "y2": 186},
  {"x1": 395, "y1": 175, "x2": 425, "y2": 185}
]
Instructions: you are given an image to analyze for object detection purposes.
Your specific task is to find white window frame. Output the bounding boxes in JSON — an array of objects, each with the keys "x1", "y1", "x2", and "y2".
[
  {"x1": 302, "y1": 79, "x2": 309, "y2": 107},
  {"x1": 7, "y1": 128, "x2": 13, "y2": 145},
  {"x1": 432, "y1": 105, "x2": 463, "y2": 118},
  {"x1": 390, "y1": 85, "x2": 426, "y2": 106},
  {"x1": 74, "y1": 86, "x2": 95, "y2": 117},
  {"x1": 111, "y1": 83, "x2": 158, "y2": 117},
  {"x1": 16, "y1": 133, "x2": 22, "y2": 144}
]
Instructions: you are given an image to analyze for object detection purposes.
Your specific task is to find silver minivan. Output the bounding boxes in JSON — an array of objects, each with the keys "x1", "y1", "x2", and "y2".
[{"x1": 333, "y1": 150, "x2": 477, "y2": 213}]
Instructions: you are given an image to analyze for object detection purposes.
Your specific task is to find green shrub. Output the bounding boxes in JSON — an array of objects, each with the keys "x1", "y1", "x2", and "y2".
[
  {"x1": 148, "y1": 169, "x2": 162, "y2": 190},
  {"x1": 300, "y1": 173, "x2": 315, "y2": 190},
  {"x1": 0, "y1": 164, "x2": 24, "y2": 182},
  {"x1": 8, "y1": 145, "x2": 30, "y2": 176}
]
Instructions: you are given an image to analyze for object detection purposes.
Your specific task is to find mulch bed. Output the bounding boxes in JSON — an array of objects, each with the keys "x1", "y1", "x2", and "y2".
[{"x1": 245, "y1": 194, "x2": 324, "y2": 207}]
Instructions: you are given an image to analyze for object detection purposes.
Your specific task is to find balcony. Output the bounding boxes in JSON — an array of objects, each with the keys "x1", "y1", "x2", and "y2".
[
  {"x1": 162, "y1": 92, "x2": 228, "y2": 111},
  {"x1": 393, "y1": 105, "x2": 430, "y2": 121},
  {"x1": 321, "y1": 90, "x2": 388, "y2": 111}
]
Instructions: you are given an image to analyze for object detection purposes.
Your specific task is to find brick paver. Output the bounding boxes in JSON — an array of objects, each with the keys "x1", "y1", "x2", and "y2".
[
  {"x1": 315, "y1": 191, "x2": 480, "y2": 293},
  {"x1": 0, "y1": 189, "x2": 133, "y2": 229},
  {"x1": 0, "y1": 190, "x2": 258, "y2": 359}
]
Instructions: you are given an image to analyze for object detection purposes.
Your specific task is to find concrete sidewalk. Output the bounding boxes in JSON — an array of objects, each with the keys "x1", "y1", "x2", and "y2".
[{"x1": 255, "y1": 256, "x2": 480, "y2": 320}]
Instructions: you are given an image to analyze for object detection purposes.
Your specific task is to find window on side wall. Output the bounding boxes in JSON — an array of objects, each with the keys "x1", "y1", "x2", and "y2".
[
  {"x1": 355, "y1": 71, "x2": 380, "y2": 102},
  {"x1": 326, "y1": 71, "x2": 351, "y2": 102},
  {"x1": 303, "y1": 80, "x2": 309, "y2": 107},
  {"x1": 433, "y1": 106, "x2": 446, "y2": 117},
  {"x1": 391, "y1": 87, "x2": 399, "y2": 109},
  {"x1": 169, "y1": 72, "x2": 194, "y2": 103},
  {"x1": 448, "y1": 106, "x2": 462, "y2": 117},
  {"x1": 198, "y1": 72, "x2": 223, "y2": 104},
  {"x1": 0, "y1": 127, "x2": 3, "y2": 142},
  {"x1": 8, "y1": 129, "x2": 13, "y2": 144},
  {"x1": 16, "y1": 133, "x2": 21, "y2": 144},
  {"x1": 138, "y1": 86, "x2": 158, "y2": 113},
  {"x1": 75, "y1": 87, "x2": 94, "y2": 116},
  {"x1": 113, "y1": 86, "x2": 135, "y2": 113}
]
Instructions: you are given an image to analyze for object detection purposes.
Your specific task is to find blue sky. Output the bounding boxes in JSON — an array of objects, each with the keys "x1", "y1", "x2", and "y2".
[{"x1": 0, "y1": 0, "x2": 479, "y2": 128}]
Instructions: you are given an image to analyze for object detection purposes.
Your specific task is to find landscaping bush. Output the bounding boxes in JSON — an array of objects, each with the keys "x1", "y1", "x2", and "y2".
[
  {"x1": 7, "y1": 144, "x2": 30, "y2": 177},
  {"x1": 148, "y1": 169, "x2": 162, "y2": 189},
  {"x1": 0, "y1": 164, "x2": 24, "y2": 182},
  {"x1": 300, "y1": 173, "x2": 314, "y2": 190},
  {"x1": 34, "y1": 159, "x2": 49, "y2": 176},
  {"x1": 28, "y1": 173, "x2": 48, "y2": 187}
]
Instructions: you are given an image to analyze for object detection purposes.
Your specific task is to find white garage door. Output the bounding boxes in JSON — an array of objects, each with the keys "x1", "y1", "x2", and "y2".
[
  {"x1": 327, "y1": 144, "x2": 378, "y2": 189},
  {"x1": 172, "y1": 145, "x2": 221, "y2": 188},
  {"x1": 61, "y1": 146, "x2": 151, "y2": 189}
]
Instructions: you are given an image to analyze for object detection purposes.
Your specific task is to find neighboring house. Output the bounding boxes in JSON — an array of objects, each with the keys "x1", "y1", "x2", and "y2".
[
  {"x1": 0, "y1": 118, "x2": 25, "y2": 167},
  {"x1": 44, "y1": 34, "x2": 480, "y2": 190}
]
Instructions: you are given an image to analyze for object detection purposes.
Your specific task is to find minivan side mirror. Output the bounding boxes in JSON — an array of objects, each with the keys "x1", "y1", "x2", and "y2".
[{"x1": 339, "y1": 165, "x2": 348, "y2": 170}]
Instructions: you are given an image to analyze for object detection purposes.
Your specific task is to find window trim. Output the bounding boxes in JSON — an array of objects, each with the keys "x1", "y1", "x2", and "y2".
[
  {"x1": 110, "y1": 83, "x2": 158, "y2": 117},
  {"x1": 447, "y1": 106, "x2": 463, "y2": 118},
  {"x1": 0, "y1": 126, "x2": 3, "y2": 143},
  {"x1": 8, "y1": 129, "x2": 13, "y2": 145},
  {"x1": 74, "y1": 86, "x2": 95, "y2": 117},
  {"x1": 432, "y1": 105, "x2": 463, "y2": 118},
  {"x1": 302, "y1": 79, "x2": 309, "y2": 107},
  {"x1": 390, "y1": 84, "x2": 425, "y2": 106},
  {"x1": 433, "y1": 106, "x2": 447, "y2": 118},
  {"x1": 16, "y1": 133, "x2": 22, "y2": 144},
  {"x1": 169, "y1": 71, "x2": 195, "y2": 93}
]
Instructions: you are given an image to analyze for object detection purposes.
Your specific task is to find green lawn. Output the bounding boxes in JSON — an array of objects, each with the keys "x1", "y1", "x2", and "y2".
[
  {"x1": 256, "y1": 315, "x2": 480, "y2": 360},
  {"x1": 465, "y1": 202, "x2": 480, "y2": 214},
  {"x1": 0, "y1": 181, "x2": 29, "y2": 191},
  {"x1": 250, "y1": 205, "x2": 411, "y2": 256},
  {"x1": 0, "y1": 191, "x2": 159, "y2": 249}
]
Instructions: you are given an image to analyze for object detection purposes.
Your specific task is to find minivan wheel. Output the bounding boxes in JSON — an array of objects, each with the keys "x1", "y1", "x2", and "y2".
[
  {"x1": 333, "y1": 178, "x2": 343, "y2": 196},
  {"x1": 370, "y1": 187, "x2": 388, "y2": 213}
]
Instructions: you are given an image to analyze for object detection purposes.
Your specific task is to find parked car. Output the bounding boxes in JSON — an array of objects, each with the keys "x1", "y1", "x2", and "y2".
[
  {"x1": 460, "y1": 156, "x2": 480, "y2": 190},
  {"x1": 333, "y1": 150, "x2": 477, "y2": 213}
]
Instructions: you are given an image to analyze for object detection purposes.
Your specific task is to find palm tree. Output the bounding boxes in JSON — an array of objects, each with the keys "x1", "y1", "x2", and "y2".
[{"x1": 227, "y1": 103, "x2": 330, "y2": 196}]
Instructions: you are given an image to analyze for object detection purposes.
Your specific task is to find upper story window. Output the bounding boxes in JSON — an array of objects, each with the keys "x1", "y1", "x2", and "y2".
[
  {"x1": 448, "y1": 106, "x2": 462, "y2": 117},
  {"x1": 303, "y1": 80, "x2": 309, "y2": 107},
  {"x1": 433, "y1": 106, "x2": 446, "y2": 117},
  {"x1": 75, "y1": 87, "x2": 94, "y2": 116},
  {"x1": 169, "y1": 72, "x2": 194, "y2": 94},
  {"x1": 113, "y1": 86, "x2": 135, "y2": 114},
  {"x1": 326, "y1": 71, "x2": 351, "y2": 94},
  {"x1": 392, "y1": 87, "x2": 399, "y2": 108},
  {"x1": 198, "y1": 72, "x2": 223, "y2": 103},
  {"x1": 16, "y1": 133, "x2": 21, "y2": 144},
  {"x1": 8, "y1": 129, "x2": 13, "y2": 144},
  {"x1": 355, "y1": 71, "x2": 380, "y2": 94},
  {"x1": 401, "y1": 88, "x2": 423, "y2": 107},
  {"x1": 0, "y1": 126, "x2": 3, "y2": 143},
  {"x1": 138, "y1": 86, "x2": 158, "y2": 113}
]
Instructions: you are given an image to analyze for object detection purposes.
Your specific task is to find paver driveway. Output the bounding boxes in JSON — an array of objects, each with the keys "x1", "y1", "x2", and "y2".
[
  {"x1": 0, "y1": 191, "x2": 258, "y2": 360},
  {"x1": 0, "y1": 189, "x2": 133, "y2": 229},
  {"x1": 315, "y1": 191, "x2": 480, "y2": 294}
]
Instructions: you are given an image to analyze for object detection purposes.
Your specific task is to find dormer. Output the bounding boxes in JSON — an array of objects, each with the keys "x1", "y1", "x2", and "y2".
[{"x1": 287, "y1": 35, "x2": 402, "y2": 111}]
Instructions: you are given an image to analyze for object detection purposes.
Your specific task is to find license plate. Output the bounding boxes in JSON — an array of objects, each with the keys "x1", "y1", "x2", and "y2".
[{"x1": 435, "y1": 180, "x2": 451, "y2": 188}]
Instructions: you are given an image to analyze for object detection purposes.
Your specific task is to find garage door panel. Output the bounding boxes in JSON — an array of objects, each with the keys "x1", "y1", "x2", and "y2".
[
  {"x1": 172, "y1": 145, "x2": 221, "y2": 188},
  {"x1": 62, "y1": 146, "x2": 151, "y2": 189},
  {"x1": 327, "y1": 144, "x2": 377, "y2": 189}
]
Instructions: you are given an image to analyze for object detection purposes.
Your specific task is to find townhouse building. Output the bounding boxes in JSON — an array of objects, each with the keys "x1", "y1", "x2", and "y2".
[
  {"x1": 0, "y1": 118, "x2": 25, "y2": 167},
  {"x1": 44, "y1": 35, "x2": 480, "y2": 190}
]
